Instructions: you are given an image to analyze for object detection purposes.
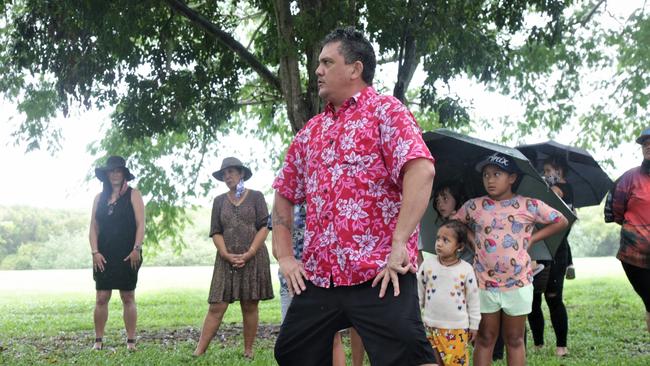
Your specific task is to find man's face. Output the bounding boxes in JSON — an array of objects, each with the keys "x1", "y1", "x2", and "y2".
[
  {"x1": 642, "y1": 139, "x2": 650, "y2": 161},
  {"x1": 315, "y1": 41, "x2": 355, "y2": 106}
]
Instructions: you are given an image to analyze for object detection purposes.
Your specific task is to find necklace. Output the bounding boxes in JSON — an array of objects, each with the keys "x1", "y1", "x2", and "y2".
[{"x1": 438, "y1": 256, "x2": 460, "y2": 267}]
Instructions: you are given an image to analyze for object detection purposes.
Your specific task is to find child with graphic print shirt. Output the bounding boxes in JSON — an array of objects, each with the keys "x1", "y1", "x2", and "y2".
[
  {"x1": 453, "y1": 152, "x2": 568, "y2": 366},
  {"x1": 418, "y1": 220, "x2": 480, "y2": 366}
]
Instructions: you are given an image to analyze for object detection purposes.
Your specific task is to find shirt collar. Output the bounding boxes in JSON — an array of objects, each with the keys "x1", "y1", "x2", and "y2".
[{"x1": 324, "y1": 86, "x2": 376, "y2": 115}]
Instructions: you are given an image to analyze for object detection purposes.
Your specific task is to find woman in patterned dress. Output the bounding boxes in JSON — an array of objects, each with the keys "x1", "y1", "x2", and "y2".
[{"x1": 194, "y1": 157, "x2": 273, "y2": 358}]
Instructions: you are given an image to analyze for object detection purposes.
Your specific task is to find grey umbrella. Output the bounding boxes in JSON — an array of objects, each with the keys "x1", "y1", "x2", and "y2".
[
  {"x1": 420, "y1": 129, "x2": 576, "y2": 260},
  {"x1": 516, "y1": 140, "x2": 614, "y2": 208}
]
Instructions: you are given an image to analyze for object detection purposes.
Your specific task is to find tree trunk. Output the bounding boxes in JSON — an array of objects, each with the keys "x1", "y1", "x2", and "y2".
[
  {"x1": 272, "y1": 0, "x2": 311, "y2": 133},
  {"x1": 393, "y1": 0, "x2": 421, "y2": 103},
  {"x1": 393, "y1": 32, "x2": 419, "y2": 103}
]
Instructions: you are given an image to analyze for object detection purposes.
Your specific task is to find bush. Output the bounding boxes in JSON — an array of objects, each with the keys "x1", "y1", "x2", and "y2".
[
  {"x1": 0, "y1": 205, "x2": 275, "y2": 269},
  {"x1": 568, "y1": 205, "x2": 621, "y2": 258}
]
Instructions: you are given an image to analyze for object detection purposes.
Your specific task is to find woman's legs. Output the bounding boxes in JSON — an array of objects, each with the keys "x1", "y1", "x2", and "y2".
[
  {"x1": 332, "y1": 332, "x2": 346, "y2": 366},
  {"x1": 240, "y1": 300, "x2": 259, "y2": 358},
  {"x1": 502, "y1": 313, "x2": 527, "y2": 366},
  {"x1": 194, "y1": 302, "x2": 229, "y2": 356},
  {"x1": 332, "y1": 328, "x2": 364, "y2": 366},
  {"x1": 119, "y1": 290, "x2": 137, "y2": 349},
  {"x1": 473, "y1": 311, "x2": 501, "y2": 366},
  {"x1": 94, "y1": 290, "x2": 112, "y2": 349},
  {"x1": 545, "y1": 291, "x2": 568, "y2": 355},
  {"x1": 621, "y1": 261, "x2": 650, "y2": 333},
  {"x1": 527, "y1": 291, "x2": 545, "y2": 347},
  {"x1": 350, "y1": 327, "x2": 365, "y2": 366}
]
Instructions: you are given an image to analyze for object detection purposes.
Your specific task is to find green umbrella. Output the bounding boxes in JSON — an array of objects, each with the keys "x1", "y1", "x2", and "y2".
[{"x1": 420, "y1": 128, "x2": 577, "y2": 260}]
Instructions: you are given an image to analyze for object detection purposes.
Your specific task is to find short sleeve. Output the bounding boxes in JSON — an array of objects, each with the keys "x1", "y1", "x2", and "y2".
[
  {"x1": 272, "y1": 130, "x2": 308, "y2": 204},
  {"x1": 209, "y1": 195, "x2": 225, "y2": 237},
  {"x1": 453, "y1": 199, "x2": 473, "y2": 224},
  {"x1": 254, "y1": 191, "x2": 270, "y2": 231},
  {"x1": 530, "y1": 198, "x2": 565, "y2": 225},
  {"x1": 377, "y1": 97, "x2": 434, "y2": 186}
]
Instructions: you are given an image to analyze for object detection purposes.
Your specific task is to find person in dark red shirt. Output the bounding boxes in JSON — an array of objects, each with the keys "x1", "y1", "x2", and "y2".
[
  {"x1": 606, "y1": 127, "x2": 650, "y2": 333},
  {"x1": 272, "y1": 27, "x2": 437, "y2": 366}
]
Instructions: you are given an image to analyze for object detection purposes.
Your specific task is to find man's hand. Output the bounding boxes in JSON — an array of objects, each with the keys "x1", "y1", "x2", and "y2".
[
  {"x1": 278, "y1": 256, "x2": 307, "y2": 295},
  {"x1": 371, "y1": 243, "x2": 415, "y2": 298}
]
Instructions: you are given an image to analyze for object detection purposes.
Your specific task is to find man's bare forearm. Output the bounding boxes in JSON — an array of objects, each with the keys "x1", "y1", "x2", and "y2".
[
  {"x1": 392, "y1": 158, "x2": 435, "y2": 245},
  {"x1": 272, "y1": 192, "x2": 295, "y2": 259}
]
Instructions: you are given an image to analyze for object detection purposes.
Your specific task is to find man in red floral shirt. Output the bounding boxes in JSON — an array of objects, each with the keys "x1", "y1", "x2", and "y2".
[{"x1": 272, "y1": 27, "x2": 437, "y2": 366}]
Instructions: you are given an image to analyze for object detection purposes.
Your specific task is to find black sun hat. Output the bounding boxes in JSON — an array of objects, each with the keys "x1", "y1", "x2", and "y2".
[
  {"x1": 95, "y1": 156, "x2": 135, "y2": 182},
  {"x1": 212, "y1": 157, "x2": 253, "y2": 181}
]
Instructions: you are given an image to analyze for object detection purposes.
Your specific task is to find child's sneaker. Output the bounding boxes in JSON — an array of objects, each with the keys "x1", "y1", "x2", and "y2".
[{"x1": 565, "y1": 265, "x2": 575, "y2": 280}]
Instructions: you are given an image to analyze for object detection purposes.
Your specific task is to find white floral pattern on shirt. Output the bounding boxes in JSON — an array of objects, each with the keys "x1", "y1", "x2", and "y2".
[{"x1": 273, "y1": 87, "x2": 434, "y2": 287}]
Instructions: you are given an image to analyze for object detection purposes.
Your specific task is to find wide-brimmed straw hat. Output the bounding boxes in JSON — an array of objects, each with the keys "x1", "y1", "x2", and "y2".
[
  {"x1": 95, "y1": 156, "x2": 135, "y2": 182},
  {"x1": 212, "y1": 157, "x2": 252, "y2": 181}
]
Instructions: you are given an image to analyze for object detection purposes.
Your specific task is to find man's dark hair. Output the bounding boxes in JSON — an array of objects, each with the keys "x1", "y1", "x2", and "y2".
[{"x1": 321, "y1": 27, "x2": 376, "y2": 85}]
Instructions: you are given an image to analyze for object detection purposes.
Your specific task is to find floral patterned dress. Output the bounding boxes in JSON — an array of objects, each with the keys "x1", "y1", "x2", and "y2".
[{"x1": 207, "y1": 189, "x2": 273, "y2": 303}]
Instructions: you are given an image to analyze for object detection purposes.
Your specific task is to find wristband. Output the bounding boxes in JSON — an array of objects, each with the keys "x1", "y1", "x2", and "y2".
[
  {"x1": 133, "y1": 243, "x2": 142, "y2": 251},
  {"x1": 92, "y1": 251, "x2": 99, "y2": 255}
]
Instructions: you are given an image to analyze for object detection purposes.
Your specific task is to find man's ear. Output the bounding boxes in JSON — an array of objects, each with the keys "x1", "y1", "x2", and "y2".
[{"x1": 350, "y1": 60, "x2": 364, "y2": 81}]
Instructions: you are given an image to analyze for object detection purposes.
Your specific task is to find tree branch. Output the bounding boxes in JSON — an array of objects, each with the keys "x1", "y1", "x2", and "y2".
[
  {"x1": 237, "y1": 98, "x2": 281, "y2": 106},
  {"x1": 377, "y1": 54, "x2": 398, "y2": 65},
  {"x1": 164, "y1": 0, "x2": 282, "y2": 92},
  {"x1": 246, "y1": 14, "x2": 268, "y2": 51},
  {"x1": 578, "y1": 0, "x2": 606, "y2": 26}
]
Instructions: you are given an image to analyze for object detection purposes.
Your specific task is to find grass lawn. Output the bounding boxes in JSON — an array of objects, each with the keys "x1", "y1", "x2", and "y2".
[{"x1": 0, "y1": 276, "x2": 648, "y2": 365}]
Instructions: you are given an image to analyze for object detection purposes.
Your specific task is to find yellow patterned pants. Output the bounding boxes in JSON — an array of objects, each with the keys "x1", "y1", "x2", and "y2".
[{"x1": 425, "y1": 327, "x2": 470, "y2": 366}]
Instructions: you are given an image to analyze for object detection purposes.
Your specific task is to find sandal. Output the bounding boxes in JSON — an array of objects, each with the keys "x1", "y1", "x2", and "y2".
[
  {"x1": 126, "y1": 338, "x2": 136, "y2": 351},
  {"x1": 92, "y1": 337, "x2": 103, "y2": 350}
]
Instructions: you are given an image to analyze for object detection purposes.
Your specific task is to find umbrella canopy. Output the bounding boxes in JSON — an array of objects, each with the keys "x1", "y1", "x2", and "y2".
[
  {"x1": 420, "y1": 129, "x2": 577, "y2": 261},
  {"x1": 516, "y1": 140, "x2": 614, "y2": 208}
]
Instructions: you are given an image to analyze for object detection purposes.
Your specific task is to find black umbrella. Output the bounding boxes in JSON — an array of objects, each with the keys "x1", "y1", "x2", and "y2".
[
  {"x1": 516, "y1": 141, "x2": 614, "y2": 208},
  {"x1": 420, "y1": 129, "x2": 576, "y2": 260}
]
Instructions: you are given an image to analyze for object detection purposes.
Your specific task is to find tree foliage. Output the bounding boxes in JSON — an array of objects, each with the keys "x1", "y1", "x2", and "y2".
[
  {"x1": 493, "y1": 0, "x2": 650, "y2": 150},
  {"x1": 0, "y1": 0, "x2": 595, "y2": 247}
]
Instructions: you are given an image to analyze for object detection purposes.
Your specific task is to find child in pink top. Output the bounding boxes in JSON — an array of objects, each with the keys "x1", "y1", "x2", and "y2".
[{"x1": 454, "y1": 152, "x2": 568, "y2": 366}]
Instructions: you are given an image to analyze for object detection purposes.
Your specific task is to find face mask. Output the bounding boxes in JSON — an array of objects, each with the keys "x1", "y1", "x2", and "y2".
[{"x1": 235, "y1": 178, "x2": 245, "y2": 198}]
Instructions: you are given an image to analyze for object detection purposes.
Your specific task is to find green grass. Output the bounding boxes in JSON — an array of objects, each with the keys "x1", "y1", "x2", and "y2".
[{"x1": 0, "y1": 277, "x2": 648, "y2": 365}]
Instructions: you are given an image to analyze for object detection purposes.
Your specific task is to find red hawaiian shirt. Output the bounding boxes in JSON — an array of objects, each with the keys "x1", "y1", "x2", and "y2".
[{"x1": 273, "y1": 86, "x2": 434, "y2": 288}]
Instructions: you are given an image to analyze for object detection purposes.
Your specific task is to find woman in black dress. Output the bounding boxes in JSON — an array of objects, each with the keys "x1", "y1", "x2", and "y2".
[
  {"x1": 528, "y1": 156, "x2": 573, "y2": 357},
  {"x1": 89, "y1": 156, "x2": 145, "y2": 351}
]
